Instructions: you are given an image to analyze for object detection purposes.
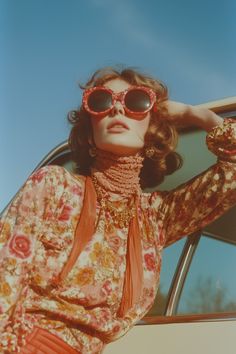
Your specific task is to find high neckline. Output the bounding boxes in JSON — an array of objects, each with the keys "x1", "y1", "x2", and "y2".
[{"x1": 91, "y1": 149, "x2": 144, "y2": 198}]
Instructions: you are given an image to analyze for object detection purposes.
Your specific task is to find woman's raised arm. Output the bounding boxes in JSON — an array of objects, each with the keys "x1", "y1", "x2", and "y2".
[
  {"x1": 151, "y1": 105, "x2": 236, "y2": 247},
  {"x1": 162, "y1": 100, "x2": 223, "y2": 131}
]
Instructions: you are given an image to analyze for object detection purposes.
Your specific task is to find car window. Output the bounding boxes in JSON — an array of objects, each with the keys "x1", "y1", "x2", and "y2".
[
  {"x1": 177, "y1": 235, "x2": 236, "y2": 314},
  {"x1": 146, "y1": 238, "x2": 185, "y2": 316}
]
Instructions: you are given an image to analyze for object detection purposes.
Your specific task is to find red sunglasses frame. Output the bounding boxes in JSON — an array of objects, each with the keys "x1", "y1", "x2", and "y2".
[{"x1": 82, "y1": 85, "x2": 157, "y2": 118}]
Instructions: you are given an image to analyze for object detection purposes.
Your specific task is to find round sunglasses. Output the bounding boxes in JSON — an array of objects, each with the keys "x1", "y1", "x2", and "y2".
[{"x1": 82, "y1": 86, "x2": 157, "y2": 118}]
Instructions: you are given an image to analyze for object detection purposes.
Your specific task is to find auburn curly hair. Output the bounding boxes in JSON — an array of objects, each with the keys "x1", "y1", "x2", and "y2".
[{"x1": 68, "y1": 66, "x2": 183, "y2": 189}]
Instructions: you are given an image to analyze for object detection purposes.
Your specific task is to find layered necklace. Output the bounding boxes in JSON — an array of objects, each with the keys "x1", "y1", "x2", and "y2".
[{"x1": 91, "y1": 149, "x2": 144, "y2": 230}]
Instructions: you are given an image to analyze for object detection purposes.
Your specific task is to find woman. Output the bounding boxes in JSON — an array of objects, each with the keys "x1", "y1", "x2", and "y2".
[{"x1": 0, "y1": 67, "x2": 235, "y2": 354}]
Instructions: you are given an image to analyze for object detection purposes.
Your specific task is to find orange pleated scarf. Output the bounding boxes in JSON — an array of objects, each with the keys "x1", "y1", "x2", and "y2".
[
  {"x1": 58, "y1": 176, "x2": 143, "y2": 318},
  {"x1": 20, "y1": 326, "x2": 80, "y2": 354}
]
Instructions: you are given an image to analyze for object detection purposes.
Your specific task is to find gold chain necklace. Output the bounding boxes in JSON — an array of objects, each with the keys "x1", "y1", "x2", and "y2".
[{"x1": 92, "y1": 176, "x2": 137, "y2": 229}]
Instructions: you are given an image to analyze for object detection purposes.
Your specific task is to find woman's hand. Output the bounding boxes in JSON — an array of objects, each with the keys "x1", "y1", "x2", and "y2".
[{"x1": 162, "y1": 100, "x2": 223, "y2": 132}]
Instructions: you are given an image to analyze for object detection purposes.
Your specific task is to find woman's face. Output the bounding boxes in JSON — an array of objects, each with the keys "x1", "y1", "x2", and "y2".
[{"x1": 90, "y1": 78, "x2": 151, "y2": 156}]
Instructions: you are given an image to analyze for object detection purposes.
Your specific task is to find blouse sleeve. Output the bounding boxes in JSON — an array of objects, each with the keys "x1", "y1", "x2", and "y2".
[
  {"x1": 0, "y1": 166, "x2": 65, "y2": 333},
  {"x1": 155, "y1": 118, "x2": 236, "y2": 247}
]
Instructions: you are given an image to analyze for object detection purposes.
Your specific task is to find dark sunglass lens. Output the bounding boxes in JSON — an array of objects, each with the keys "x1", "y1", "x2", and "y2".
[
  {"x1": 125, "y1": 89, "x2": 151, "y2": 112},
  {"x1": 87, "y1": 90, "x2": 112, "y2": 112}
]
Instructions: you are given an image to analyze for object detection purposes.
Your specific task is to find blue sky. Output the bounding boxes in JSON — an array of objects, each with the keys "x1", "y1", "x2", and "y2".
[{"x1": 1, "y1": 0, "x2": 236, "y2": 209}]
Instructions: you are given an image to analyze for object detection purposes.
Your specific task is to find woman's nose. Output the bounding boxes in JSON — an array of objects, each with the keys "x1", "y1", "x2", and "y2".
[{"x1": 111, "y1": 101, "x2": 125, "y2": 116}]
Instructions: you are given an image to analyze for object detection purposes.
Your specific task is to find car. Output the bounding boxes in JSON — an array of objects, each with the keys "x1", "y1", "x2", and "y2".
[{"x1": 1, "y1": 97, "x2": 236, "y2": 354}]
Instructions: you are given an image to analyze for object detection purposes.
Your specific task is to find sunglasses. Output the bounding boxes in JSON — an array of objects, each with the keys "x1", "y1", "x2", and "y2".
[{"x1": 82, "y1": 86, "x2": 157, "y2": 118}]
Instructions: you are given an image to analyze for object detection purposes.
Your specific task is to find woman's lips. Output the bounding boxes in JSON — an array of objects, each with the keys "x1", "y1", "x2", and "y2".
[
  {"x1": 107, "y1": 120, "x2": 129, "y2": 133},
  {"x1": 107, "y1": 126, "x2": 128, "y2": 133}
]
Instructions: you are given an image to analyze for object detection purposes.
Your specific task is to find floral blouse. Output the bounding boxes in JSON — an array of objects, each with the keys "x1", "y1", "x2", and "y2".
[{"x1": 0, "y1": 120, "x2": 236, "y2": 354}]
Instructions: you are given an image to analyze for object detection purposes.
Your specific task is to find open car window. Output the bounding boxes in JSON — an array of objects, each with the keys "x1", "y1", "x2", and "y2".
[{"x1": 177, "y1": 234, "x2": 236, "y2": 315}]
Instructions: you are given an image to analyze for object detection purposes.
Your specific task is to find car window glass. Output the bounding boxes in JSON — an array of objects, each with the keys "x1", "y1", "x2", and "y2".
[{"x1": 177, "y1": 235, "x2": 236, "y2": 314}]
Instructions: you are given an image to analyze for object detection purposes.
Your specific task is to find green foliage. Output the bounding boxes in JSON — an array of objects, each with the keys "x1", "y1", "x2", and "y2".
[{"x1": 184, "y1": 276, "x2": 236, "y2": 314}]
